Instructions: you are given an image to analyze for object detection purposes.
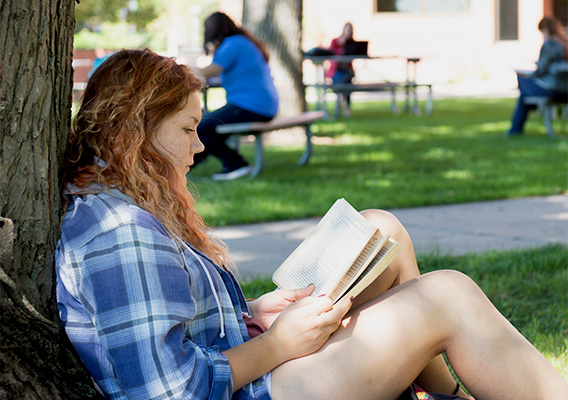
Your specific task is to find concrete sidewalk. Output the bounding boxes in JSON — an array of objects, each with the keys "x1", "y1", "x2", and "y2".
[{"x1": 213, "y1": 195, "x2": 568, "y2": 280}]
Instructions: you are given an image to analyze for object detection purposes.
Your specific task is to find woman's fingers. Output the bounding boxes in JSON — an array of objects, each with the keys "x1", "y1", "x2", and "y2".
[
  {"x1": 264, "y1": 287, "x2": 354, "y2": 359},
  {"x1": 297, "y1": 284, "x2": 316, "y2": 299},
  {"x1": 331, "y1": 295, "x2": 354, "y2": 320},
  {"x1": 267, "y1": 294, "x2": 353, "y2": 361},
  {"x1": 311, "y1": 295, "x2": 353, "y2": 333},
  {"x1": 296, "y1": 293, "x2": 333, "y2": 315},
  {"x1": 281, "y1": 284, "x2": 315, "y2": 302}
]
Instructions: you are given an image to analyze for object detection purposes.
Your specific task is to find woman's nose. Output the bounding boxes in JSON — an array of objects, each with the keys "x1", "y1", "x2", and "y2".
[{"x1": 193, "y1": 137, "x2": 205, "y2": 154}]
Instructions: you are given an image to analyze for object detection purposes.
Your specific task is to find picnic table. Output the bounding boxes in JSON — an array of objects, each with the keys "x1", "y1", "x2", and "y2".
[{"x1": 303, "y1": 54, "x2": 433, "y2": 118}]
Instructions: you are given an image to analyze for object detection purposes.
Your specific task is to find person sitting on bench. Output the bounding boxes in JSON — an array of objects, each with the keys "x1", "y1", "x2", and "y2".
[
  {"x1": 326, "y1": 22, "x2": 357, "y2": 117},
  {"x1": 507, "y1": 16, "x2": 568, "y2": 136},
  {"x1": 192, "y1": 12, "x2": 279, "y2": 180}
]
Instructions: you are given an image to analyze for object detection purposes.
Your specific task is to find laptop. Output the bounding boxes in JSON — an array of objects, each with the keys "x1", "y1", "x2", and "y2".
[{"x1": 344, "y1": 41, "x2": 368, "y2": 56}]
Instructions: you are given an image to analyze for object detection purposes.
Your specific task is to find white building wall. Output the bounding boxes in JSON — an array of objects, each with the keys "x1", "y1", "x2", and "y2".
[
  {"x1": 303, "y1": 0, "x2": 545, "y2": 88},
  {"x1": 218, "y1": 0, "x2": 548, "y2": 90}
]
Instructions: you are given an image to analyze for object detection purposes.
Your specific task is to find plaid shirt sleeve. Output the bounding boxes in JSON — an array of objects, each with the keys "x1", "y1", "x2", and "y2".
[{"x1": 58, "y1": 196, "x2": 234, "y2": 399}]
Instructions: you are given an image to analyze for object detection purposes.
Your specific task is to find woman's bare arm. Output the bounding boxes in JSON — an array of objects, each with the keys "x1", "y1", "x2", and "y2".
[
  {"x1": 223, "y1": 295, "x2": 352, "y2": 392},
  {"x1": 192, "y1": 63, "x2": 223, "y2": 79}
]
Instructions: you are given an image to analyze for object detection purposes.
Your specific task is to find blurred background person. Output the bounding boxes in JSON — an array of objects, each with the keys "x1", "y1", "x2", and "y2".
[
  {"x1": 326, "y1": 22, "x2": 356, "y2": 117},
  {"x1": 192, "y1": 12, "x2": 279, "y2": 180},
  {"x1": 507, "y1": 15, "x2": 568, "y2": 136},
  {"x1": 88, "y1": 48, "x2": 114, "y2": 78}
]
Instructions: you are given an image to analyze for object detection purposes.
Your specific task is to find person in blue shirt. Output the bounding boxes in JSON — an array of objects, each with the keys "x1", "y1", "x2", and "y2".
[
  {"x1": 508, "y1": 16, "x2": 568, "y2": 135},
  {"x1": 192, "y1": 12, "x2": 279, "y2": 180},
  {"x1": 88, "y1": 48, "x2": 115, "y2": 78},
  {"x1": 56, "y1": 48, "x2": 568, "y2": 400}
]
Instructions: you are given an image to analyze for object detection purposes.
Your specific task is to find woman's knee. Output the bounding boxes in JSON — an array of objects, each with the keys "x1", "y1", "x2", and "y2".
[
  {"x1": 360, "y1": 209, "x2": 420, "y2": 283},
  {"x1": 360, "y1": 209, "x2": 403, "y2": 235},
  {"x1": 360, "y1": 209, "x2": 415, "y2": 252},
  {"x1": 419, "y1": 270, "x2": 483, "y2": 307}
]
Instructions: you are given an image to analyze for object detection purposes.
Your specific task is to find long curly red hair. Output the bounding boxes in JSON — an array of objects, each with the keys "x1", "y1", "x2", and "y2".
[{"x1": 64, "y1": 48, "x2": 230, "y2": 268}]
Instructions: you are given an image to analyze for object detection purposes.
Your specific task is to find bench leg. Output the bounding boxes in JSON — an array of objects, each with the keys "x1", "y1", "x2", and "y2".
[
  {"x1": 321, "y1": 88, "x2": 329, "y2": 119},
  {"x1": 313, "y1": 64, "x2": 329, "y2": 119},
  {"x1": 425, "y1": 85, "x2": 433, "y2": 116},
  {"x1": 390, "y1": 87, "x2": 399, "y2": 114},
  {"x1": 411, "y1": 84, "x2": 421, "y2": 116},
  {"x1": 249, "y1": 134, "x2": 264, "y2": 178},
  {"x1": 543, "y1": 105, "x2": 556, "y2": 137},
  {"x1": 413, "y1": 91, "x2": 421, "y2": 116},
  {"x1": 403, "y1": 83, "x2": 411, "y2": 114},
  {"x1": 334, "y1": 95, "x2": 342, "y2": 119},
  {"x1": 298, "y1": 123, "x2": 313, "y2": 166},
  {"x1": 227, "y1": 135, "x2": 240, "y2": 151}
]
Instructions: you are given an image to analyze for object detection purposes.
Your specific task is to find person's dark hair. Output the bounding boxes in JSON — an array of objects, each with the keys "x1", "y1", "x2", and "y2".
[
  {"x1": 538, "y1": 16, "x2": 568, "y2": 59},
  {"x1": 203, "y1": 12, "x2": 270, "y2": 62}
]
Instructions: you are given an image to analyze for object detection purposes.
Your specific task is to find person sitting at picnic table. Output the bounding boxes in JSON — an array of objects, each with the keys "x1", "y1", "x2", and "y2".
[
  {"x1": 507, "y1": 15, "x2": 568, "y2": 136},
  {"x1": 326, "y1": 22, "x2": 357, "y2": 117},
  {"x1": 190, "y1": 12, "x2": 279, "y2": 180},
  {"x1": 56, "y1": 48, "x2": 568, "y2": 400}
]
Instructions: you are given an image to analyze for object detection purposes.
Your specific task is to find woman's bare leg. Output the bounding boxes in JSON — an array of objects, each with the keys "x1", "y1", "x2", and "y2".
[
  {"x1": 355, "y1": 209, "x2": 420, "y2": 305},
  {"x1": 358, "y1": 209, "x2": 470, "y2": 397},
  {"x1": 271, "y1": 270, "x2": 568, "y2": 400}
]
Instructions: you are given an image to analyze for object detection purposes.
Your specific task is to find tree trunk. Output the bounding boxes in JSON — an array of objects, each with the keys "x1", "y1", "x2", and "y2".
[
  {"x1": 242, "y1": 0, "x2": 305, "y2": 118},
  {"x1": 0, "y1": 0, "x2": 102, "y2": 397}
]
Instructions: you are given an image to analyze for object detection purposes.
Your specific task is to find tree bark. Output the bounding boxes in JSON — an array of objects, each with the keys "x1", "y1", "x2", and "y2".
[
  {"x1": 1, "y1": 0, "x2": 102, "y2": 397},
  {"x1": 1, "y1": 0, "x2": 73, "y2": 316},
  {"x1": 242, "y1": 0, "x2": 305, "y2": 117}
]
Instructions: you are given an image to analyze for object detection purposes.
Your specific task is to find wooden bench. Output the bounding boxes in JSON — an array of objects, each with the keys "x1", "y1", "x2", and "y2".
[
  {"x1": 310, "y1": 82, "x2": 433, "y2": 118},
  {"x1": 521, "y1": 64, "x2": 568, "y2": 137},
  {"x1": 326, "y1": 82, "x2": 400, "y2": 118},
  {"x1": 215, "y1": 111, "x2": 325, "y2": 177},
  {"x1": 523, "y1": 94, "x2": 567, "y2": 137}
]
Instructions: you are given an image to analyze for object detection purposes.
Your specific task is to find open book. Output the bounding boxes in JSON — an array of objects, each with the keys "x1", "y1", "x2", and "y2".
[{"x1": 272, "y1": 199, "x2": 404, "y2": 303}]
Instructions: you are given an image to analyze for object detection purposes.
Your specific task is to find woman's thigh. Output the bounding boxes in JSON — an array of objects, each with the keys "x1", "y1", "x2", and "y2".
[
  {"x1": 270, "y1": 271, "x2": 462, "y2": 400},
  {"x1": 198, "y1": 104, "x2": 239, "y2": 136},
  {"x1": 517, "y1": 74, "x2": 549, "y2": 97}
]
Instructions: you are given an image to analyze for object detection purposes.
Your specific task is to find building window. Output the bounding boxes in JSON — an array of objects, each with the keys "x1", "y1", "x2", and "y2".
[
  {"x1": 376, "y1": 0, "x2": 470, "y2": 13},
  {"x1": 496, "y1": 0, "x2": 518, "y2": 41}
]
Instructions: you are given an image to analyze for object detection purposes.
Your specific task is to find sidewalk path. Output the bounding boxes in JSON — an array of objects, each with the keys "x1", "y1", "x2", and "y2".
[{"x1": 213, "y1": 195, "x2": 568, "y2": 279}]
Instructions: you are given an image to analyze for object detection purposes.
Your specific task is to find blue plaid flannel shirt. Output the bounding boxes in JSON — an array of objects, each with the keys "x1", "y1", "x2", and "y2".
[{"x1": 56, "y1": 188, "x2": 271, "y2": 399}]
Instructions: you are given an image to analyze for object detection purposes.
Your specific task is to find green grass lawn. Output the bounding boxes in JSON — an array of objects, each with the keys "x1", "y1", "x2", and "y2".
[
  {"x1": 190, "y1": 97, "x2": 567, "y2": 227},
  {"x1": 240, "y1": 243, "x2": 568, "y2": 381}
]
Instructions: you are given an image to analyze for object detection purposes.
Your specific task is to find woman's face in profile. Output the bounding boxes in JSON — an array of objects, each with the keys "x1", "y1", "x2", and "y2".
[
  {"x1": 343, "y1": 23, "x2": 353, "y2": 39},
  {"x1": 153, "y1": 92, "x2": 204, "y2": 181}
]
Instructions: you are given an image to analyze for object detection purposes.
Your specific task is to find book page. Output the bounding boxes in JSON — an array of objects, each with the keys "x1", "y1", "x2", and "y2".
[
  {"x1": 339, "y1": 238, "x2": 404, "y2": 302},
  {"x1": 272, "y1": 199, "x2": 377, "y2": 295},
  {"x1": 328, "y1": 232, "x2": 389, "y2": 302}
]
